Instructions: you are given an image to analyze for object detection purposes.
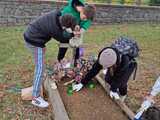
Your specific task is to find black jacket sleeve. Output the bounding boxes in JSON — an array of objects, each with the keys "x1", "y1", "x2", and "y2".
[{"x1": 81, "y1": 61, "x2": 103, "y2": 85}]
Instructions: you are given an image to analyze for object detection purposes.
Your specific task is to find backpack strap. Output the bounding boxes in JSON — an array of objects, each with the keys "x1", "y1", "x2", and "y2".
[
  {"x1": 119, "y1": 56, "x2": 138, "y2": 80},
  {"x1": 132, "y1": 59, "x2": 137, "y2": 80}
]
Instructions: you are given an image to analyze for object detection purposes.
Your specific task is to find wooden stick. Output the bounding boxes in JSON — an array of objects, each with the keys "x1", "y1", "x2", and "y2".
[
  {"x1": 95, "y1": 75, "x2": 135, "y2": 120},
  {"x1": 58, "y1": 43, "x2": 84, "y2": 48},
  {"x1": 64, "y1": 79, "x2": 75, "y2": 86},
  {"x1": 44, "y1": 76, "x2": 70, "y2": 120}
]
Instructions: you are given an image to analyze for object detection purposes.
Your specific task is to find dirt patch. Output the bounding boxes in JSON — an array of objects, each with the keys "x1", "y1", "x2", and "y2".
[{"x1": 57, "y1": 80, "x2": 128, "y2": 120}]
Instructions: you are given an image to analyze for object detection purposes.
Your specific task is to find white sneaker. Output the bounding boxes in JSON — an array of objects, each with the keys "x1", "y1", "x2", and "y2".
[
  {"x1": 32, "y1": 96, "x2": 49, "y2": 108},
  {"x1": 109, "y1": 91, "x2": 120, "y2": 100}
]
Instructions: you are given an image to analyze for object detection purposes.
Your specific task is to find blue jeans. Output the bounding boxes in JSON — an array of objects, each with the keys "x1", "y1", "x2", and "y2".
[{"x1": 25, "y1": 42, "x2": 46, "y2": 97}]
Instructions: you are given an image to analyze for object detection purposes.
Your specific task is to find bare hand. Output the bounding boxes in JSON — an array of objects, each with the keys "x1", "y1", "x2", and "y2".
[{"x1": 73, "y1": 25, "x2": 81, "y2": 37}]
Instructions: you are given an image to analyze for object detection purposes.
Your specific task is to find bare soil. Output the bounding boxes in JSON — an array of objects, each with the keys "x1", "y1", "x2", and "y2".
[{"x1": 57, "y1": 79, "x2": 129, "y2": 120}]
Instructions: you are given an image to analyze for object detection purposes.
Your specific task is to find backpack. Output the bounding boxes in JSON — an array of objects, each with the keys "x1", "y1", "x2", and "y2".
[
  {"x1": 111, "y1": 36, "x2": 139, "y2": 80},
  {"x1": 111, "y1": 36, "x2": 139, "y2": 58}
]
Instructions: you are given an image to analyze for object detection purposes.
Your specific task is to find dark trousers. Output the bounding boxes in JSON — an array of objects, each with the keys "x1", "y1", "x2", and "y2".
[
  {"x1": 57, "y1": 47, "x2": 80, "y2": 62},
  {"x1": 119, "y1": 85, "x2": 127, "y2": 96},
  {"x1": 105, "y1": 61, "x2": 136, "y2": 96}
]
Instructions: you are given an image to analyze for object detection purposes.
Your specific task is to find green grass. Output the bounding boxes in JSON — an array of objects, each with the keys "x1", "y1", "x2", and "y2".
[
  {"x1": 0, "y1": 23, "x2": 160, "y2": 119},
  {"x1": 0, "y1": 23, "x2": 160, "y2": 71}
]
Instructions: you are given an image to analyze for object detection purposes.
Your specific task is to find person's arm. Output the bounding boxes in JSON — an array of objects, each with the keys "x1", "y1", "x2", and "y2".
[
  {"x1": 134, "y1": 76, "x2": 160, "y2": 120},
  {"x1": 141, "y1": 76, "x2": 160, "y2": 104},
  {"x1": 141, "y1": 76, "x2": 160, "y2": 106},
  {"x1": 80, "y1": 20, "x2": 92, "y2": 31},
  {"x1": 81, "y1": 61, "x2": 103, "y2": 85},
  {"x1": 72, "y1": 61, "x2": 102, "y2": 92},
  {"x1": 150, "y1": 76, "x2": 160, "y2": 97},
  {"x1": 72, "y1": 20, "x2": 90, "y2": 39}
]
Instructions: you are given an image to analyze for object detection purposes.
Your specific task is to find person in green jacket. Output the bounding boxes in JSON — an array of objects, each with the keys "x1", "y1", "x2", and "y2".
[
  {"x1": 57, "y1": 0, "x2": 96, "y2": 64},
  {"x1": 61, "y1": 0, "x2": 94, "y2": 30}
]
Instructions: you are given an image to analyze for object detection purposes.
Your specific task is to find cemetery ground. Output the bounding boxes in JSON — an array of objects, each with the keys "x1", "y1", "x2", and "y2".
[{"x1": 0, "y1": 23, "x2": 160, "y2": 120}]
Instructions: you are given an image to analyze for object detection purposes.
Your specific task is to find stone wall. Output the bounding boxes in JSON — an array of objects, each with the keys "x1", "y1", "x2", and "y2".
[
  {"x1": 95, "y1": 4, "x2": 160, "y2": 24},
  {"x1": 0, "y1": 0, "x2": 160, "y2": 26}
]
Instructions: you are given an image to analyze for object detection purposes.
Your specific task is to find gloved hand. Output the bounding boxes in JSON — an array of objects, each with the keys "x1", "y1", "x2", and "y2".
[
  {"x1": 109, "y1": 91, "x2": 120, "y2": 100},
  {"x1": 72, "y1": 83, "x2": 83, "y2": 92},
  {"x1": 69, "y1": 26, "x2": 84, "y2": 47}
]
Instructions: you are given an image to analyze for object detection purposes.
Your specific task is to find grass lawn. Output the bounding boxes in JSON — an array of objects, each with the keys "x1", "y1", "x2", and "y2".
[{"x1": 0, "y1": 23, "x2": 160, "y2": 119}]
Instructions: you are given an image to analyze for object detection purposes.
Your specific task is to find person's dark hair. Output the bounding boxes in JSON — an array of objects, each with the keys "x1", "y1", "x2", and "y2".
[
  {"x1": 72, "y1": 0, "x2": 84, "y2": 8},
  {"x1": 83, "y1": 5, "x2": 96, "y2": 21},
  {"x1": 60, "y1": 14, "x2": 77, "y2": 30},
  {"x1": 141, "y1": 106, "x2": 160, "y2": 120}
]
